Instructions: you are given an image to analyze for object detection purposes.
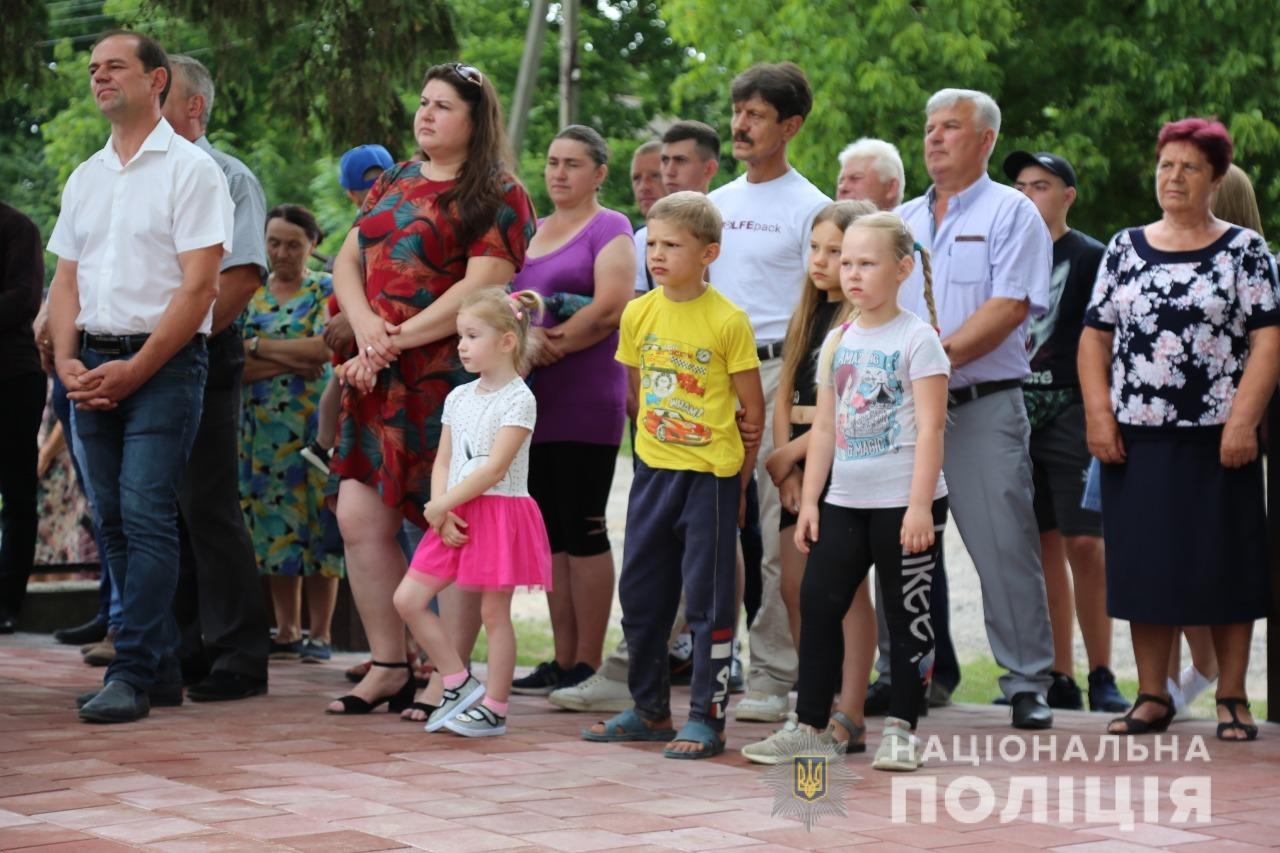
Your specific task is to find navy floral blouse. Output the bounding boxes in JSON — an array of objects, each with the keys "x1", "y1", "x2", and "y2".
[{"x1": 1084, "y1": 226, "x2": 1280, "y2": 427}]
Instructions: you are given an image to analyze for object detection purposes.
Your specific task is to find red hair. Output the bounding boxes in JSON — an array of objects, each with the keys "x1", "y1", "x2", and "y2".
[{"x1": 1156, "y1": 118, "x2": 1233, "y2": 179}]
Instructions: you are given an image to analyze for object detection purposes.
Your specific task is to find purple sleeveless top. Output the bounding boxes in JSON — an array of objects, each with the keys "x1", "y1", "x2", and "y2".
[{"x1": 514, "y1": 207, "x2": 632, "y2": 445}]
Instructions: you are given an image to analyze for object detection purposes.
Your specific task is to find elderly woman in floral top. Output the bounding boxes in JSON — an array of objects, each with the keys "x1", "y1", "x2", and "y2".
[{"x1": 1078, "y1": 118, "x2": 1280, "y2": 742}]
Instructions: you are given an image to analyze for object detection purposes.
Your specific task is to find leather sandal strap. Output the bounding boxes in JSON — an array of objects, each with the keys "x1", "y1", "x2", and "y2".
[{"x1": 371, "y1": 660, "x2": 411, "y2": 669}]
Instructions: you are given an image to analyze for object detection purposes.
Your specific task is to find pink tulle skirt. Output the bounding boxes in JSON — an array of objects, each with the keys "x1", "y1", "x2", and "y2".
[{"x1": 407, "y1": 494, "x2": 552, "y2": 592}]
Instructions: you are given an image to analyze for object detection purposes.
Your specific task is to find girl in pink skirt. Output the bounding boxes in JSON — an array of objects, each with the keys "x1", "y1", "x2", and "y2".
[{"x1": 392, "y1": 287, "x2": 552, "y2": 737}]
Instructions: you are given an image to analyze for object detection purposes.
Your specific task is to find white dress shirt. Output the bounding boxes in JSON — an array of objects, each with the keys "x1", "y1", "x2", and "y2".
[
  {"x1": 897, "y1": 174, "x2": 1052, "y2": 388},
  {"x1": 48, "y1": 118, "x2": 234, "y2": 336}
]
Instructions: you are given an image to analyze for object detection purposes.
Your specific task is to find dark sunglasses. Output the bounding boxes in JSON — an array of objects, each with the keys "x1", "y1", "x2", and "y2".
[{"x1": 452, "y1": 63, "x2": 484, "y2": 87}]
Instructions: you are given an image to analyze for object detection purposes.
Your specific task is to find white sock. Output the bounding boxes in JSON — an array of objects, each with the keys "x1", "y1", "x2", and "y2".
[
  {"x1": 670, "y1": 632, "x2": 693, "y2": 662},
  {"x1": 1178, "y1": 665, "x2": 1215, "y2": 706}
]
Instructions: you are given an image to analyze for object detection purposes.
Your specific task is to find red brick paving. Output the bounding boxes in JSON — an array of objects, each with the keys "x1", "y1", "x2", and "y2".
[{"x1": 2, "y1": 633, "x2": 1278, "y2": 851}]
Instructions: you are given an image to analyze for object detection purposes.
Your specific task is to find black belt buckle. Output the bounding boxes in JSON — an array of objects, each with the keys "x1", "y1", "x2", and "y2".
[
  {"x1": 82, "y1": 332, "x2": 150, "y2": 356},
  {"x1": 756, "y1": 340, "x2": 783, "y2": 361}
]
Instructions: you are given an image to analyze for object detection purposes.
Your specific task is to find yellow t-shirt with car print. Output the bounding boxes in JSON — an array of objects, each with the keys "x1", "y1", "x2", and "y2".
[{"x1": 617, "y1": 284, "x2": 760, "y2": 477}]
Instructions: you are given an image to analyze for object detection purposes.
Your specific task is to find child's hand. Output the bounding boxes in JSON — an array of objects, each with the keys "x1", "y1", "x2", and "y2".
[
  {"x1": 778, "y1": 470, "x2": 802, "y2": 518},
  {"x1": 424, "y1": 499, "x2": 447, "y2": 531},
  {"x1": 736, "y1": 408, "x2": 762, "y2": 453},
  {"x1": 794, "y1": 504, "x2": 819, "y2": 554},
  {"x1": 900, "y1": 505, "x2": 935, "y2": 555},
  {"x1": 339, "y1": 355, "x2": 377, "y2": 395},
  {"x1": 440, "y1": 513, "x2": 469, "y2": 548},
  {"x1": 764, "y1": 447, "x2": 793, "y2": 485}
]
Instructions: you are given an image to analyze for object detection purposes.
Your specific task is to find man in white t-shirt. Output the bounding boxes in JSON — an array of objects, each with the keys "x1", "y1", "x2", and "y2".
[
  {"x1": 47, "y1": 31, "x2": 234, "y2": 724},
  {"x1": 708, "y1": 62, "x2": 831, "y2": 723}
]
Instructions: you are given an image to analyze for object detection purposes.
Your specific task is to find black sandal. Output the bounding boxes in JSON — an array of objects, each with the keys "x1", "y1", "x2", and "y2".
[
  {"x1": 1108, "y1": 693, "x2": 1174, "y2": 735},
  {"x1": 325, "y1": 661, "x2": 414, "y2": 714},
  {"x1": 1216, "y1": 697, "x2": 1258, "y2": 742}
]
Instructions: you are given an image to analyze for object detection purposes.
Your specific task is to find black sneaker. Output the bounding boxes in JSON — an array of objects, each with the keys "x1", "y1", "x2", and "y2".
[
  {"x1": 1087, "y1": 666, "x2": 1130, "y2": 713},
  {"x1": 864, "y1": 679, "x2": 892, "y2": 716},
  {"x1": 511, "y1": 660, "x2": 563, "y2": 695},
  {"x1": 557, "y1": 662, "x2": 595, "y2": 689},
  {"x1": 1046, "y1": 671, "x2": 1084, "y2": 710}
]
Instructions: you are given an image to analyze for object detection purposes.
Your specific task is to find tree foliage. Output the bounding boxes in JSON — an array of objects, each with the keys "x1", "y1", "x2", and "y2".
[
  {"x1": 7, "y1": 0, "x2": 1280, "y2": 271},
  {"x1": 661, "y1": 0, "x2": 1280, "y2": 241}
]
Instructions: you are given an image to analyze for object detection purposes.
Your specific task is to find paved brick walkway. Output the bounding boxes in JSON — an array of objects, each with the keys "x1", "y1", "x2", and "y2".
[{"x1": 1, "y1": 634, "x2": 1277, "y2": 851}]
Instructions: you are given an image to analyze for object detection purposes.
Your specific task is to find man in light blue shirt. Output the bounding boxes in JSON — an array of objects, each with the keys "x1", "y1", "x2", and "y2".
[{"x1": 896, "y1": 88, "x2": 1056, "y2": 730}]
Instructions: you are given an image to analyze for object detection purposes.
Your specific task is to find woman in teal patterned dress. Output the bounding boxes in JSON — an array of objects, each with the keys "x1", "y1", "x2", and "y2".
[{"x1": 241, "y1": 204, "x2": 344, "y2": 662}]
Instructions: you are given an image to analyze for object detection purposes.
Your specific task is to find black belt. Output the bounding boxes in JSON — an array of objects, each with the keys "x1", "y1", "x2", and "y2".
[
  {"x1": 81, "y1": 332, "x2": 152, "y2": 356},
  {"x1": 948, "y1": 378, "x2": 1022, "y2": 408},
  {"x1": 756, "y1": 340, "x2": 784, "y2": 361},
  {"x1": 81, "y1": 332, "x2": 206, "y2": 356}
]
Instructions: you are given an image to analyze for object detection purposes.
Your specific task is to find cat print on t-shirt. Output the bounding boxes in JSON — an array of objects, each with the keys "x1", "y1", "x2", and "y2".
[{"x1": 833, "y1": 346, "x2": 904, "y2": 459}]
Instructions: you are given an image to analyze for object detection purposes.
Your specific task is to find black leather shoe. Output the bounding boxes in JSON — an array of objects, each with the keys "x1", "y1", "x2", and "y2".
[
  {"x1": 1011, "y1": 691, "x2": 1054, "y2": 730},
  {"x1": 187, "y1": 670, "x2": 268, "y2": 702},
  {"x1": 0, "y1": 614, "x2": 16, "y2": 634},
  {"x1": 53, "y1": 617, "x2": 107, "y2": 645},
  {"x1": 78, "y1": 681, "x2": 150, "y2": 723},
  {"x1": 77, "y1": 683, "x2": 183, "y2": 709}
]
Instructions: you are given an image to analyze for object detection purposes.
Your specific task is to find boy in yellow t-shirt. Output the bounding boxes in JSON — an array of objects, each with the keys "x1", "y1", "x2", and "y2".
[{"x1": 583, "y1": 191, "x2": 764, "y2": 759}]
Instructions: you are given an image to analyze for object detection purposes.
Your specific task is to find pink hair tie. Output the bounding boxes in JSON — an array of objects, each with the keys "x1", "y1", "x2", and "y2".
[{"x1": 508, "y1": 295, "x2": 524, "y2": 321}]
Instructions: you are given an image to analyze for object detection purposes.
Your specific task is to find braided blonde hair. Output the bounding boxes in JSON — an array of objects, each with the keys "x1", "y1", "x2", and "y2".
[{"x1": 817, "y1": 212, "x2": 938, "y2": 381}]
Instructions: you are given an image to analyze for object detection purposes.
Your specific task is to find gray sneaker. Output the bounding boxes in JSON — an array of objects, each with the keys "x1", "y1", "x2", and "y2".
[
  {"x1": 424, "y1": 674, "x2": 485, "y2": 732},
  {"x1": 443, "y1": 703, "x2": 506, "y2": 737},
  {"x1": 871, "y1": 717, "x2": 922, "y2": 772},
  {"x1": 741, "y1": 713, "x2": 843, "y2": 765},
  {"x1": 78, "y1": 680, "x2": 149, "y2": 724}
]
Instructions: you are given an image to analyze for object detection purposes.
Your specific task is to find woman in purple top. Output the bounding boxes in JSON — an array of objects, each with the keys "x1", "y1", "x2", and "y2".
[{"x1": 511, "y1": 125, "x2": 636, "y2": 695}]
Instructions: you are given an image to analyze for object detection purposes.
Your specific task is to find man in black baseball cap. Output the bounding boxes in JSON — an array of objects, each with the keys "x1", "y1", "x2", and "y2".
[{"x1": 1001, "y1": 148, "x2": 1130, "y2": 717}]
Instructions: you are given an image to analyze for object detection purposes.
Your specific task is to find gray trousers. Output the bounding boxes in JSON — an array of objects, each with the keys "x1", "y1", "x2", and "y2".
[{"x1": 878, "y1": 388, "x2": 1053, "y2": 698}]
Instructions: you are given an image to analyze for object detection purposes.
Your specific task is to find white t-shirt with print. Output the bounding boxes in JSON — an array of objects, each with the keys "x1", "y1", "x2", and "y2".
[
  {"x1": 441, "y1": 377, "x2": 537, "y2": 496},
  {"x1": 708, "y1": 168, "x2": 830, "y2": 343},
  {"x1": 821, "y1": 310, "x2": 950, "y2": 508}
]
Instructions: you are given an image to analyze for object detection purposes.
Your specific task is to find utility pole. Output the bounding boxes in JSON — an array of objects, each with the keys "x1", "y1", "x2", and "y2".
[
  {"x1": 558, "y1": 0, "x2": 579, "y2": 128},
  {"x1": 508, "y1": 0, "x2": 549, "y2": 155}
]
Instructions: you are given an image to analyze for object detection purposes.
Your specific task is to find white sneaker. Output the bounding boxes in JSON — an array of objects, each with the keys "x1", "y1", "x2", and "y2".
[
  {"x1": 547, "y1": 672, "x2": 632, "y2": 713},
  {"x1": 871, "y1": 717, "x2": 922, "y2": 771},
  {"x1": 733, "y1": 691, "x2": 789, "y2": 722}
]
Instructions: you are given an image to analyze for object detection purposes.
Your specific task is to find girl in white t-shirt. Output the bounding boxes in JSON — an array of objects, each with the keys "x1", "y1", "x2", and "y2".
[
  {"x1": 790, "y1": 212, "x2": 949, "y2": 771},
  {"x1": 392, "y1": 288, "x2": 552, "y2": 738}
]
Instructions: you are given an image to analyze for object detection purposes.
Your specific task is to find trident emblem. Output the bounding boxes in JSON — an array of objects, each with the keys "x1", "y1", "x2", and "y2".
[{"x1": 793, "y1": 755, "x2": 827, "y2": 802}]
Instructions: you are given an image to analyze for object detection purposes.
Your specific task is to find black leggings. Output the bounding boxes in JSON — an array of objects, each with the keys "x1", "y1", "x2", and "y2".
[{"x1": 795, "y1": 497, "x2": 947, "y2": 730}]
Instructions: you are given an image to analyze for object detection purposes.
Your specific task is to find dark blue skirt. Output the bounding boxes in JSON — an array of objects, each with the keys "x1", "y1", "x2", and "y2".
[{"x1": 1101, "y1": 425, "x2": 1268, "y2": 624}]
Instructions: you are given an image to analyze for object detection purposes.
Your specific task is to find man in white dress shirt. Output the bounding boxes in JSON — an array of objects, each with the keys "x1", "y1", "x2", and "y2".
[
  {"x1": 47, "y1": 31, "x2": 234, "y2": 723},
  {"x1": 896, "y1": 88, "x2": 1056, "y2": 730}
]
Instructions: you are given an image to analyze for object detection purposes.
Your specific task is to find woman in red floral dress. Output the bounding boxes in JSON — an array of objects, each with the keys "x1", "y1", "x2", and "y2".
[{"x1": 327, "y1": 62, "x2": 536, "y2": 714}]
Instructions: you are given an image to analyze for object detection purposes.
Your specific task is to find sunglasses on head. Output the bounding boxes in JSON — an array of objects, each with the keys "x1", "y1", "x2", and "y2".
[{"x1": 451, "y1": 63, "x2": 484, "y2": 87}]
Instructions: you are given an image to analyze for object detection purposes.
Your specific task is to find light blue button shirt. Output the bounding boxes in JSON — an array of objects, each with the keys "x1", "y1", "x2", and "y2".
[{"x1": 897, "y1": 173, "x2": 1052, "y2": 389}]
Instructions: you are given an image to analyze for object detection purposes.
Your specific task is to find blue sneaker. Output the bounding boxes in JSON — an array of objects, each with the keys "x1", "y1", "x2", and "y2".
[
  {"x1": 270, "y1": 638, "x2": 304, "y2": 660},
  {"x1": 300, "y1": 639, "x2": 331, "y2": 663}
]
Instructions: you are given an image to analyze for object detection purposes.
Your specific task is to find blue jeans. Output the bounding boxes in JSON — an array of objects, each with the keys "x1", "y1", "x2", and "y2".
[{"x1": 75, "y1": 340, "x2": 207, "y2": 690}]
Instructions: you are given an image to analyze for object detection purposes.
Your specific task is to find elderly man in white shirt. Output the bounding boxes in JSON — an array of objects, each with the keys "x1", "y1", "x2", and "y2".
[
  {"x1": 46, "y1": 31, "x2": 234, "y2": 724},
  {"x1": 894, "y1": 88, "x2": 1057, "y2": 730}
]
